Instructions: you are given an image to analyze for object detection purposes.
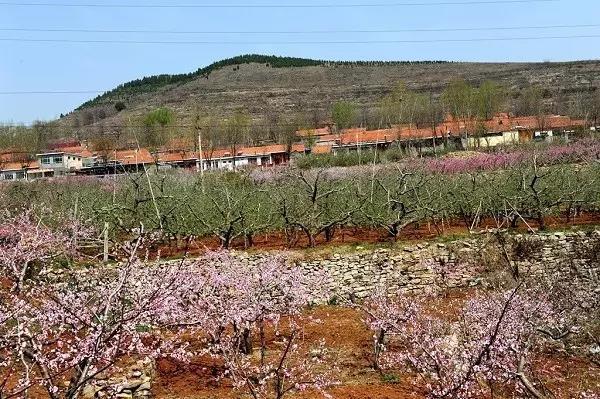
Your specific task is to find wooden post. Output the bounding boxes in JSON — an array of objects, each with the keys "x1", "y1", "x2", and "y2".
[{"x1": 103, "y1": 222, "x2": 109, "y2": 263}]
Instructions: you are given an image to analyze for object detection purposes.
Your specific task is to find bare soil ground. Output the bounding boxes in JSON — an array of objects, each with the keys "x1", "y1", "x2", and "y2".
[{"x1": 153, "y1": 303, "x2": 600, "y2": 399}]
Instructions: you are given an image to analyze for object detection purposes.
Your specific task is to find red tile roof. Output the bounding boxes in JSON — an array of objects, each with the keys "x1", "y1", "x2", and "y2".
[
  {"x1": 0, "y1": 160, "x2": 39, "y2": 172},
  {"x1": 110, "y1": 149, "x2": 155, "y2": 165},
  {"x1": 313, "y1": 134, "x2": 339, "y2": 143},
  {"x1": 340, "y1": 129, "x2": 400, "y2": 145},
  {"x1": 156, "y1": 150, "x2": 197, "y2": 163},
  {"x1": 0, "y1": 152, "x2": 32, "y2": 163},
  {"x1": 59, "y1": 146, "x2": 94, "y2": 158},
  {"x1": 437, "y1": 114, "x2": 584, "y2": 135},
  {"x1": 311, "y1": 144, "x2": 333, "y2": 154},
  {"x1": 199, "y1": 144, "x2": 305, "y2": 160},
  {"x1": 340, "y1": 127, "x2": 368, "y2": 135},
  {"x1": 510, "y1": 115, "x2": 577, "y2": 130},
  {"x1": 398, "y1": 127, "x2": 437, "y2": 140}
]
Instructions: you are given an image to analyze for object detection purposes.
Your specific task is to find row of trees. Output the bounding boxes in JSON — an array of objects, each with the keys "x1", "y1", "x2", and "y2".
[
  {"x1": 0, "y1": 121, "x2": 65, "y2": 155},
  {"x1": 2, "y1": 155, "x2": 598, "y2": 248},
  {"x1": 1, "y1": 208, "x2": 598, "y2": 399},
  {"x1": 336, "y1": 80, "x2": 600, "y2": 132},
  {"x1": 83, "y1": 107, "x2": 301, "y2": 154},
  {"x1": 0, "y1": 213, "x2": 332, "y2": 399}
]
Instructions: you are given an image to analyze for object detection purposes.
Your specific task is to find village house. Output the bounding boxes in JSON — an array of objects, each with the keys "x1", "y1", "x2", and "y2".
[
  {"x1": 75, "y1": 148, "x2": 155, "y2": 175},
  {"x1": 0, "y1": 160, "x2": 41, "y2": 181},
  {"x1": 0, "y1": 152, "x2": 42, "y2": 181},
  {"x1": 0, "y1": 114, "x2": 590, "y2": 182},
  {"x1": 302, "y1": 113, "x2": 587, "y2": 154},
  {"x1": 35, "y1": 145, "x2": 94, "y2": 177},
  {"x1": 197, "y1": 144, "x2": 306, "y2": 171}
]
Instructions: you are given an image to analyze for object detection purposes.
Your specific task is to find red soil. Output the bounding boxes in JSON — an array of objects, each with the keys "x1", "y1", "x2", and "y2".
[
  {"x1": 154, "y1": 212, "x2": 600, "y2": 258},
  {"x1": 152, "y1": 301, "x2": 600, "y2": 399}
]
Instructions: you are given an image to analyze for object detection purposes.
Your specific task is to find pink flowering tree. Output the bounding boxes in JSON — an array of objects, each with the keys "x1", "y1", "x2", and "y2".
[
  {"x1": 0, "y1": 210, "x2": 91, "y2": 293},
  {"x1": 365, "y1": 285, "x2": 576, "y2": 398},
  {"x1": 0, "y1": 294, "x2": 32, "y2": 399},
  {"x1": 168, "y1": 251, "x2": 334, "y2": 399},
  {"x1": 0, "y1": 238, "x2": 189, "y2": 399},
  {"x1": 360, "y1": 286, "x2": 421, "y2": 369}
]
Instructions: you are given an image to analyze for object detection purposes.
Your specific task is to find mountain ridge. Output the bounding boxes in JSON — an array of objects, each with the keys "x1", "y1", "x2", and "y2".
[
  {"x1": 60, "y1": 55, "x2": 600, "y2": 137},
  {"x1": 78, "y1": 54, "x2": 450, "y2": 110}
]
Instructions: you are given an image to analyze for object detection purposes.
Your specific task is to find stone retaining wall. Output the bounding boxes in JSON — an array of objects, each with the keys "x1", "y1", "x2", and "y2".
[
  {"x1": 237, "y1": 230, "x2": 600, "y2": 300},
  {"x1": 83, "y1": 359, "x2": 154, "y2": 399}
]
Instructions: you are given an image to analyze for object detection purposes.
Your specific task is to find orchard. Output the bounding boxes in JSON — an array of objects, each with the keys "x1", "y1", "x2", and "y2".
[{"x1": 1, "y1": 139, "x2": 599, "y2": 398}]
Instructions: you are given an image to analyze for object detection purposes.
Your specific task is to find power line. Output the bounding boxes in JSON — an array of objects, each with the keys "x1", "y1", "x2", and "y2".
[
  {"x1": 0, "y1": 90, "x2": 106, "y2": 94},
  {"x1": 2, "y1": 23, "x2": 597, "y2": 35},
  {"x1": 0, "y1": 0, "x2": 559, "y2": 8},
  {"x1": 2, "y1": 34, "x2": 600, "y2": 45}
]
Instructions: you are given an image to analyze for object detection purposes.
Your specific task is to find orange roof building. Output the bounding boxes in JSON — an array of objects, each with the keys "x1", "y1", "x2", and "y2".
[{"x1": 110, "y1": 149, "x2": 155, "y2": 166}]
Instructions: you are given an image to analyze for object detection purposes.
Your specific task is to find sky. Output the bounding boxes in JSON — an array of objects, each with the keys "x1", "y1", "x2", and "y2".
[{"x1": 1, "y1": 0, "x2": 600, "y2": 124}]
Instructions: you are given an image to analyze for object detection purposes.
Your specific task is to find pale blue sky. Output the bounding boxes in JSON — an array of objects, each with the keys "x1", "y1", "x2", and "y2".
[{"x1": 1, "y1": 0, "x2": 599, "y2": 124}]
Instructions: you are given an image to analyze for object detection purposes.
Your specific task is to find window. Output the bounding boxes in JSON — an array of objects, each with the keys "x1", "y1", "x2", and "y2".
[
  {"x1": 53, "y1": 156, "x2": 63, "y2": 164},
  {"x1": 4, "y1": 174, "x2": 13, "y2": 180},
  {"x1": 15, "y1": 172, "x2": 25, "y2": 180},
  {"x1": 41, "y1": 157, "x2": 50, "y2": 165}
]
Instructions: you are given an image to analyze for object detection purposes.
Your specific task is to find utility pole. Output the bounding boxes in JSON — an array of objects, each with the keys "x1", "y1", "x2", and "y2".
[
  {"x1": 198, "y1": 127, "x2": 205, "y2": 187},
  {"x1": 194, "y1": 114, "x2": 205, "y2": 193},
  {"x1": 196, "y1": 126, "x2": 203, "y2": 174},
  {"x1": 430, "y1": 92, "x2": 438, "y2": 156}
]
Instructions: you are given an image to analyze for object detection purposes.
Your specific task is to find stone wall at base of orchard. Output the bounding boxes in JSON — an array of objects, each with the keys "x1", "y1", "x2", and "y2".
[{"x1": 235, "y1": 230, "x2": 600, "y2": 300}]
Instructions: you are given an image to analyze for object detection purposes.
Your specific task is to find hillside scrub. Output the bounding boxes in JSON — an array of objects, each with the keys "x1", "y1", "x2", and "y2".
[
  {"x1": 78, "y1": 54, "x2": 449, "y2": 109},
  {"x1": 8, "y1": 59, "x2": 596, "y2": 149}
]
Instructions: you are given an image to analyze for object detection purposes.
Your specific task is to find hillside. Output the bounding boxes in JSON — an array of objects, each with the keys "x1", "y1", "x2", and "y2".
[{"x1": 60, "y1": 55, "x2": 600, "y2": 135}]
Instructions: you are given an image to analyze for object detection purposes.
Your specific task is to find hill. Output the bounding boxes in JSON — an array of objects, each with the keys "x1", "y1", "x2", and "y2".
[{"x1": 60, "y1": 54, "x2": 600, "y2": 136}]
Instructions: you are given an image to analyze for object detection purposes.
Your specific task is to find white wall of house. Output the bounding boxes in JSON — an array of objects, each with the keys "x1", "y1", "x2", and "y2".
[
  {"x1": 534, "y1": 130, "x2": 554, "y2": 142},
  {"x1": 27, "y1": 169, "x2": 54, "y2": 180},
  {"x1": 0, "y1": 169, "x2": 27, "y2": 181},
  {"x1": 38, "y1": 153, "x2": 85, "y2": 172},
  {"x1": 468, "y1": 130, "x2": 519, "y2": 148},
  {"x1": 198, "y1": 155, "x2": 274, "y2": 171}
]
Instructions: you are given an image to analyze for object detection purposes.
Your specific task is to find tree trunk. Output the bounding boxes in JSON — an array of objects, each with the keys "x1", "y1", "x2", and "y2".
[
  {"x1": 244, "y1": 233, "x2": 254, "y2": 249},
  {"x1": 517, "y1": 356, "x2": 548, "y2": 399},
  {"x1": 241, "y1": 328, "x2": 252, "y2": 355},
  {"x1": 537, "y1": 211, "x2": 546, "y2": 231},
  {"x1": 324, "y1": 225, "x2": 336, "y2": 242},
  {"x1": 373, "y1": 329, "x2": 385, "y2": 369}
]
